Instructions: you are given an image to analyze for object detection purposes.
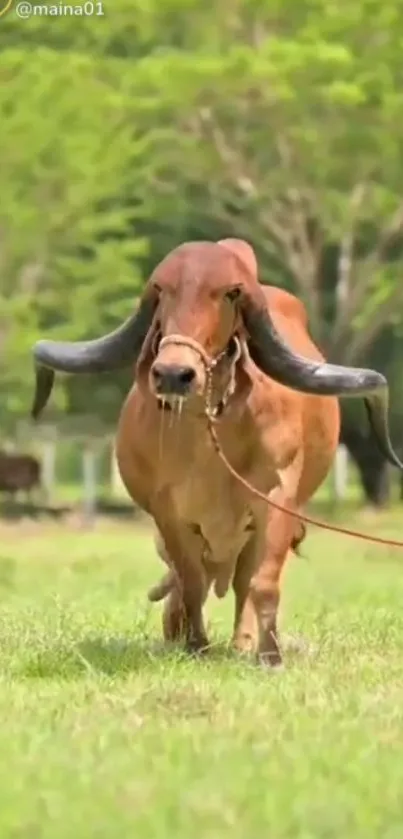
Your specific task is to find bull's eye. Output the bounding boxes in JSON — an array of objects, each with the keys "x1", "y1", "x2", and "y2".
[{"x1": 225, "y1": 287, "x2": 241, "y2": 302}]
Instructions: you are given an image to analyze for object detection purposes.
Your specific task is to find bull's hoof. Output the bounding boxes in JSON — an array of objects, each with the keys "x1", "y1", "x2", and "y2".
[
  {"x1": 258, "y1": 652, "x2": 284, "y2": 670},
  {"x1": 185, "y1": 635, "x2": 210, "y2": 657},
  {"x1": 162, "y1": 615, "x2": 186, "y2": 643},
  {"x1": 232, "y1": 633, "x2": 256, "y2": 657}
]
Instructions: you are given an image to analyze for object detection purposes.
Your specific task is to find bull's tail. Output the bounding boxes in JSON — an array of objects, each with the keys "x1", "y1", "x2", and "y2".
[{"x1": 147, "y1": 570, "x2": 176, "y2": 602}]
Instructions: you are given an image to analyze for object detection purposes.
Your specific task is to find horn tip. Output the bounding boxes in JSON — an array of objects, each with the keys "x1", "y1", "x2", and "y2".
[{"x1": 31, "y1": 365, "x2": 55, "y2": 421}]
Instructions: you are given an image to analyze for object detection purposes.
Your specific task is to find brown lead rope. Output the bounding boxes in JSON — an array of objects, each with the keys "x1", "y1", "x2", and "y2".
[{"x1": 207, "y1": 416, "x2": 403, "y2": 549}]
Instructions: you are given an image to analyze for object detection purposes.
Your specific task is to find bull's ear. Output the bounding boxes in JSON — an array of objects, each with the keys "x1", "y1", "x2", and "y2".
[{"x1": 217, "y1": 239, "x2": 258, "y2": 280}]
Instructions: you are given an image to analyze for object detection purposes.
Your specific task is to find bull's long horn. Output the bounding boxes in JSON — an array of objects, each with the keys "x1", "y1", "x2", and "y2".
[
  {"x1": 31, "y1": 293, "x2": 157, "y2": 420},
  {"x1": 242, "y1": 294, "x2": 403, "y2": 470}
]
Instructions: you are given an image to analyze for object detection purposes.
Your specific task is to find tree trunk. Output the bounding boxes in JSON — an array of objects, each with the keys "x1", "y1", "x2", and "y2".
[{"x1": 340, "y1": 425, "x2": 391, "y2": 508}]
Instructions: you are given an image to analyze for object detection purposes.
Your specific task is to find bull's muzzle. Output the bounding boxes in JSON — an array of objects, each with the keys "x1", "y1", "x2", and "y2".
[{"x1": 151, "y1": 362, "x2": 197, "y2": 396}]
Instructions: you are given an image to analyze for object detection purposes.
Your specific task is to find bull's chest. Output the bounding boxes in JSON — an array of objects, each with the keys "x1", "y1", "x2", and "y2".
[{"x1": 168, "y1": 447, "x2": 255, "y2": 566}]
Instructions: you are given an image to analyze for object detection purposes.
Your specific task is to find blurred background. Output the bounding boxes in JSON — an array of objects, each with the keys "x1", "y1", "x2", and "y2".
[{"x1": 0, "y1": 0, "x2": 402, "y2": 523}]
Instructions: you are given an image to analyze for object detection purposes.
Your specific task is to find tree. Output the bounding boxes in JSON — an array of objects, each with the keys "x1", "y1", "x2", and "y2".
[{"x1": 0, "y1": 45, "x2": 154, "y2": 429}]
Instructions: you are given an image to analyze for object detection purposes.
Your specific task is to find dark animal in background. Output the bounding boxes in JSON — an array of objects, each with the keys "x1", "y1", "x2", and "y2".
[{"x1": 0, "y1": 452, "x2": 42, "y2": 503}]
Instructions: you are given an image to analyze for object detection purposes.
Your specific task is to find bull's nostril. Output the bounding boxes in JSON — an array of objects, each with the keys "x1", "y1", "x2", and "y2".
[
  {"x1": 151, "y1": 364, "x2": 196, "y2": 394},
  {"x1": 177, "y1": 367, "x2": 195, "y2": 385},
  {"x1": 151, "y1": 365, "x2": 163, "y2": 384}
]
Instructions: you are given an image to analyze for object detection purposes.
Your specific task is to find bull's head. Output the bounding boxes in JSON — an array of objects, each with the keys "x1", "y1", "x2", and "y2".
[{"x1": 31, "y1": 238, "x2": 402, "y2": 468}]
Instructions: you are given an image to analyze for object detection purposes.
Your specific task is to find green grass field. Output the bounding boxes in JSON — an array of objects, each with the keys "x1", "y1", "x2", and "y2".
[{"x1": 0, "y1": 510, "x2": 402, "y2": 838}]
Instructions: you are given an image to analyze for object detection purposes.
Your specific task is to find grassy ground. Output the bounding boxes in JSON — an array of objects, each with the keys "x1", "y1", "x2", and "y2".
[{"x1": 0, "y1": 510, "x2": 402, "y2": 838}]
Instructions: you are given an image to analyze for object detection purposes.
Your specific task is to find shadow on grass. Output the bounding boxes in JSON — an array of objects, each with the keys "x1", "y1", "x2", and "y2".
[
  {"x1": 18, "y1": 634, "x2": 245, "y2": 680},
  {"x1": 18, "y1": 631, "x2": 311, "y2": 680}
]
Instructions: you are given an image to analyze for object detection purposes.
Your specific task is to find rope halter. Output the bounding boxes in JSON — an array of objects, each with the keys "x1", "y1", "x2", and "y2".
[{"x1": 157, "y1": 333, "x2": 242, "y2": 419}]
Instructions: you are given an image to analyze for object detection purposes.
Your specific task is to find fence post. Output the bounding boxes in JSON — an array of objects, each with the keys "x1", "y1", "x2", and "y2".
[
  {"x1": 110, "y1": 443, "x2": 120, "y2": 496},
  {"x1": 41, "y1": 440, "x2": 56, "y2": 505},
  {"x1": 82, "y1": 443, "x2": 97, "y2": 526},
  {"x1": 110, "y1": 442, "x2": 129, "y2": 499},
  {"x1": 332, "y1": 444, "x2": 348, "y2": 502}
]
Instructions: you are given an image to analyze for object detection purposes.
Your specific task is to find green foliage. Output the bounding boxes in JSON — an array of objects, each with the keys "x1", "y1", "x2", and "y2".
[
  {"x1": 0, "y1": 42, "x2": 151, "y2": 428},
  {"x1": 2, "y1": 0, "x2": 403, "y2": 441}
]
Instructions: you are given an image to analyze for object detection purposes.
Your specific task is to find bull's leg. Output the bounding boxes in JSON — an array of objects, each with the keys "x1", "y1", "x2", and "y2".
[
  {"x1": 147, "y1": 532, "x2": 191, "y2": 642},
  {"x1": 248, "y1": 505, "x2": 298, "y2": 668},
  {"x1": 152, "y1": 511, "x2": 209, "y2": 653},
  {"x1": 162, "y1": 562, "x2": 215, "y2": 647},
  {"x1": 148, "y1": 529, "x2": 178, "y2": 603},
  {"x1": 147, "y1": 539, "x2": 214, "y2": 648},
  {"x1": 162, "y1": 583, "x2": 186, "y2": 642},
  {"x1": 232, "y1": 530, "x2": 261, "y2": 655},
  {"x1": 148, "y1": 528, "x2": 195, "y2": 642}
]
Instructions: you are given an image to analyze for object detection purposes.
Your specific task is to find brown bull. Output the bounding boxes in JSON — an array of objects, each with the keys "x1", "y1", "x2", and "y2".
[{"x1": 30, "y1": 239, "x2": 402, "y2": 667}]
